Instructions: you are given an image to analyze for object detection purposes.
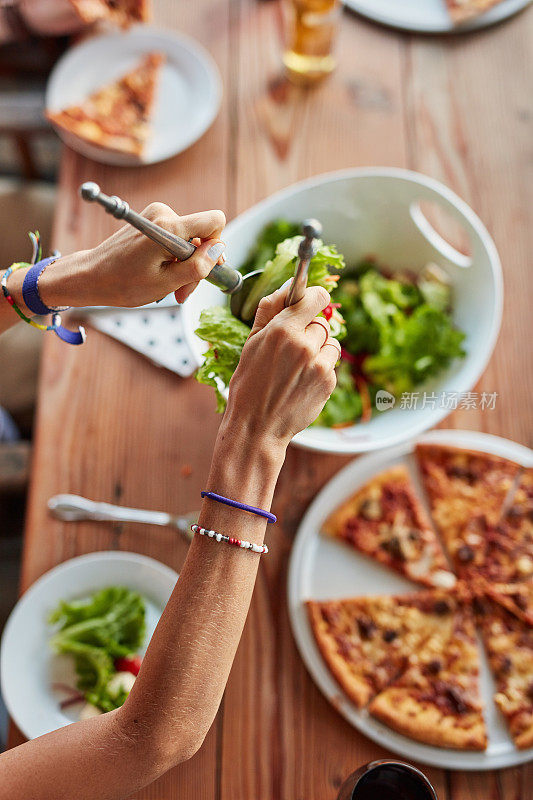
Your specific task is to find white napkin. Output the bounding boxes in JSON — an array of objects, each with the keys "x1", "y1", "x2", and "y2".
[{"x1": 87, "y1": 305, "x2": 198, "y2": 377}]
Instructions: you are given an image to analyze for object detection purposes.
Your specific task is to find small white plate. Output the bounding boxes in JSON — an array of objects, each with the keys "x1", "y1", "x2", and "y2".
[
  {"x1": 288, "y1": 429, "x2": 533, "y2": 770},
  {"x1": 46, "y1": 26, "x2": 222, "y2": 166},
  {"x1": 343, "y1": 0, "x2": 531, "y2": 34},
  {"x1": 1, "y1": 551, "x2": 178, "y2": 740}
]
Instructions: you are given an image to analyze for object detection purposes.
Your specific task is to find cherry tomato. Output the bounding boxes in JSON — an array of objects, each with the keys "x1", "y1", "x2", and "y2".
[{"x1": 115, "y1": 655, "x2": 142, "y2": 676}]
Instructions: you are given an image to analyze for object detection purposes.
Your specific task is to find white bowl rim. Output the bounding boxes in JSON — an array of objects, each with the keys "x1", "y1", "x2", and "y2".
[{"x1": 219, "y1": 167, "x2": 503, "y2": 454}]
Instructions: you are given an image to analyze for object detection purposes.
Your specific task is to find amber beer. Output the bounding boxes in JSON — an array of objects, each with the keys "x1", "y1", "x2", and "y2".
[{"x1": 282, "y1": 0, "x2": 341, "y2": 84}]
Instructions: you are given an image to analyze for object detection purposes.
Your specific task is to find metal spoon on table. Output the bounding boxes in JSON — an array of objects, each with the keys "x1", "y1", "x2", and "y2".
[{"x1": 48, "y1": 494, "x2": 195, "y2": 541}]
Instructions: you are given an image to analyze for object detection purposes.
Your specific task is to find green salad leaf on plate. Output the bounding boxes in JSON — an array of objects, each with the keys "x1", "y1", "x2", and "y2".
[{"x1": 49, "y1": 586, "x2": 146, "y2": 713}]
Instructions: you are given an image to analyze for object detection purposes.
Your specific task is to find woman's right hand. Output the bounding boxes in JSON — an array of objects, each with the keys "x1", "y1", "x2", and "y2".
[{"x1": 225, "y1": 284, "x2": 340, "y2": 448}]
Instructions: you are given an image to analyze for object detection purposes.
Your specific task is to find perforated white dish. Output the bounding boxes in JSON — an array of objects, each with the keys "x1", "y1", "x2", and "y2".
[{"x1": 185, "y1": 168, "x2": 503, "y2": 453}]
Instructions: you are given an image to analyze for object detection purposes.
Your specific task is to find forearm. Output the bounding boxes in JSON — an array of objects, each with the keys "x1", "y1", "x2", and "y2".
[
  {"x1": 117, "y1": 414, "x2": 285, "y2": 765},
  {"x1": 0, "y1": 418, "x2": 285, "y2": 800},
  {"x1": 0, "y1": 710, "x2": 155, "y2": 800}
]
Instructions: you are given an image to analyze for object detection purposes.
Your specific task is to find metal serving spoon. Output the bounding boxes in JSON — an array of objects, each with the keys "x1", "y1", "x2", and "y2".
[
  {"x1": 80, "y1": 181, "x2": 245, "y2": 296},
  {"x1": 79, "y1": 182, "x2": 322, "y2": 322},
  {"x1": 48, "y1": 493, "x2": 195, "y2": 541}
]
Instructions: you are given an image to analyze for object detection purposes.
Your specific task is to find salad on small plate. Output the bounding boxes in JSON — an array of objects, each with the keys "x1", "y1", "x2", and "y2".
[
  {"x1": 49, "y1": 586, "x2": 146, "y2": 720},
  {"x1": 195, "y1": 220, "x2": 466, "y2": 427}
]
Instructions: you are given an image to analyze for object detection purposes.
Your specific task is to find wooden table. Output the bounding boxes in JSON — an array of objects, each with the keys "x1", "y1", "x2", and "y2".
[{"x1": 9, "y1": 2, "x2": 533, "y2": 797}]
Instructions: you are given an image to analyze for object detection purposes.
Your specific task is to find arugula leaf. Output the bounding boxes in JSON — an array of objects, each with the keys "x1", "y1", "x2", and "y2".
[{"x1": 195, "y1": 306, "x2": 250, "y2": 412}]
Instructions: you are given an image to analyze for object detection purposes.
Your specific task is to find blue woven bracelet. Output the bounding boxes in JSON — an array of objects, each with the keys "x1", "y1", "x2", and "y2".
[
  {"x1": 21, "y1": 252, "x2": 85, "y2": 346},
  {"x1": 201, "y1": 491, "x2": 277, "y2": 523},
  {"x1": 22, "y1": 255, "x2": 63, "y2": 315}
]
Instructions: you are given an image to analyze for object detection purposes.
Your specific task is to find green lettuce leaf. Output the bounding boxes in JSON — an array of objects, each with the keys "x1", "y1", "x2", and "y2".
[
  {"x1": 195, "y1": 306, "x2": 250, "y2": 412},
  {"x1": 239, "y1": 219, "x2": 301, "y2": 274},
  {"x1": 49, "y1": 586, "x2": 146, "y2": 712},
  {"x1": 314, "y1": 361, "x2": 362, "y2": 427},
  {"x1": 240, "y1": 236, "x2": 345, "y2": 321},
  {"x1": 363, "y1": 305, "x2": 466, "y2": 396}
]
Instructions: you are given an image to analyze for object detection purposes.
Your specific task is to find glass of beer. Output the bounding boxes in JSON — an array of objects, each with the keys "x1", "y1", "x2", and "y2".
[{"x1": 282, "y1": 0, "x2": 341, "y2": 85}]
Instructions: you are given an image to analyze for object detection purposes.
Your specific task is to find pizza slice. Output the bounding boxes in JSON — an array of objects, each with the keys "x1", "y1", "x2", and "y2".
[
  {"x1": 47, "y1": 52, "x2": 164, "y2": 157},
  {"x1": 306, "y1": 589, "x2": 464, "y2": 709},
  {"x1": 446, "y1": 468, "x2": 533, "y2": 623},
  {"x1": 369, "y1": 602, "x2": 487, "y2": 750},
  {"x1": 69, "y1": 0, "x2": 150, "y2": 28},
  {"x1": 323, "y1": 465, "x2": 456, "y2": 590},
  {"x1": 445, "y1": 0, "x2": 504, "y2": 23},
  {"x1": 415, "y1": 444, "x2": 520, "y2": 559},
  {"x1": 475, "y1": 596, "x2": 533, "y2": 749}
]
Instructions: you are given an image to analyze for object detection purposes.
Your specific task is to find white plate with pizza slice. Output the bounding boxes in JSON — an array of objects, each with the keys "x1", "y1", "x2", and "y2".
[
  {"x1": 343, "y1": 0, "x2": 531, "y2": 34},
  {"x1": 46, "y1": 26, "x2": 222, "y2": 166},
  {"x1": 288, "y1": 428, "x2": 533, "y2": 770}
]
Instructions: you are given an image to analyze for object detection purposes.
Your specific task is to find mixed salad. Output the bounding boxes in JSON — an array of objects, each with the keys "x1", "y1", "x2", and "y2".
[
  {"x1": 196, "y1": 221, "x2": 466, "y2": 426},
  {"x1": 49, "y1": 586, "x2": 145, "y2": 718}
]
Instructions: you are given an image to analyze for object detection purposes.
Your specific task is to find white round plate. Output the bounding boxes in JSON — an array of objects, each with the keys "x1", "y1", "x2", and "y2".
[
  {"x1": 1, "y1": 551, "x2": 178, "y2": 740},
  {"x1": 184, "y1": 167, "x2": 503, "y2": 454},
  {"x1": 46, "y1": 26, "x2": 222, "y2": 166},
  {"x1": 343, "y1": 0, "x2": 531, "y2": 34},
  {"x1": 288, "y1": 429, "x2": 533, "y2": 770}
]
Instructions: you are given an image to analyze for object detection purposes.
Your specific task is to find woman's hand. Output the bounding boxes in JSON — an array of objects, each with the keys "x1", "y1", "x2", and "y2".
[
  {"x1": 224, "y1": 283, "x2": 340, "y2": 450},
  {"x1": 10, "y1": 204, "x2": 226, "y2": 313}
]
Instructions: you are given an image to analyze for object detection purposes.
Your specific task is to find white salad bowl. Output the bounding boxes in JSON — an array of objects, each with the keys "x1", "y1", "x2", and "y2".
[{"x1": 183, "y1": 168, "x2": 502, "y2": 454}]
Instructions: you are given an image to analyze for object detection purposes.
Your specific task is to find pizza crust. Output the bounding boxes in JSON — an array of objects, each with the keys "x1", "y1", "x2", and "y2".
[
  {"x1": 369, "y1": 689, "x2": 487, "y2": 750},
  {"x1": 306, "y1": 601, "x2": 374, "y2": 708}
]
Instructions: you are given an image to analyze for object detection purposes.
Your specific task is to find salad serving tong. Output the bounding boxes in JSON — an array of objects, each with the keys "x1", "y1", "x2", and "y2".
[{"x1": 80, "y1": 182, "x2": 322, "y2": 319}]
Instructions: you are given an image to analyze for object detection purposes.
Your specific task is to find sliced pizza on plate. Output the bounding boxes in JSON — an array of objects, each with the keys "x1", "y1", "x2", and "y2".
[
  {"x1": 415, "y1": 444, "x2": 520, "y2": 560},
  {"x1": 475, "y1": 596, "x2": 533, "y2": 749},
  {"x1": 47, "y1": 52, "x2": 164, "y2": 157},
  {"x1": 445, "y1": 0, "x2": 505, "y2": 23},
  {"x1": 446, "y1": 467, "x2": 533, "y2": 624},
  {"x1": 369, "y1": 601, "x2": 487, "y2": 750},
  {"x1": 306, "y1": 589, "x2": 465, "y2": 710},
  {"x1": 70, "y1": 0, "x2": 150, "y2": 28},
  {"x1": 323, "y1": 465, "x2": 456, "y2": 590}
]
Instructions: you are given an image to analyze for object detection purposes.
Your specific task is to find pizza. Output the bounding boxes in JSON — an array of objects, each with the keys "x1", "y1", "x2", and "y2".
[
  {"x1": 445, "y1": 0, "x2": 504, "y2": 23},
  {"x1": 309, "y1": 448, "x2": 531, "y2": 751},
  {"x1": 415, "y1": 444, "x2": 520, "y2": 559},
  {"x1": 323, "y1": 465, "x2": 456, "y2": 589},
  {"x1": 449, "y1": 468, "x2": 533, "y2": 623},
  {"x1": 47, "y1": 52, "x2": 164, "y2": 157},
  {"x1": 475, "y1": 596, "x2": 533, "y2": 749},
  {"x1": 306, "y1": 589, "x2": 465, "y2": 709},
  {"x1": 69, "y1": 0, "x2": 150, "y2": 27},
  {"x1": 369, "y1": 602, "x2": 487, "y2": 750}
]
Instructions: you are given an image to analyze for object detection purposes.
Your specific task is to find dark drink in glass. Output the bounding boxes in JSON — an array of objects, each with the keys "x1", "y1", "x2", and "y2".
[{"x1": 337, "y1": 760, "x2": 438, "y2": 800}]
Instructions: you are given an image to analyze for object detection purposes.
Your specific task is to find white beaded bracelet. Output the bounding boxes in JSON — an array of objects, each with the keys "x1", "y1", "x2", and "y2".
[{"x1": 191, "y1": 524, "x2": 269, "y2": 554}]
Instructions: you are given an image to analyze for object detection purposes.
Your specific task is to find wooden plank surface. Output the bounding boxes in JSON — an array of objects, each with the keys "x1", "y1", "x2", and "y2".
[{"x1": 8, "y1": 2, "x2": 533, "y2": 799}]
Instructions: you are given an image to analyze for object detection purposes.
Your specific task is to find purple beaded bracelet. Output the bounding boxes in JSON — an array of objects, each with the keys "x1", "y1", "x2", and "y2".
[{"x1": 201, "y1": 491, "x2": 276, "y2": 523}]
